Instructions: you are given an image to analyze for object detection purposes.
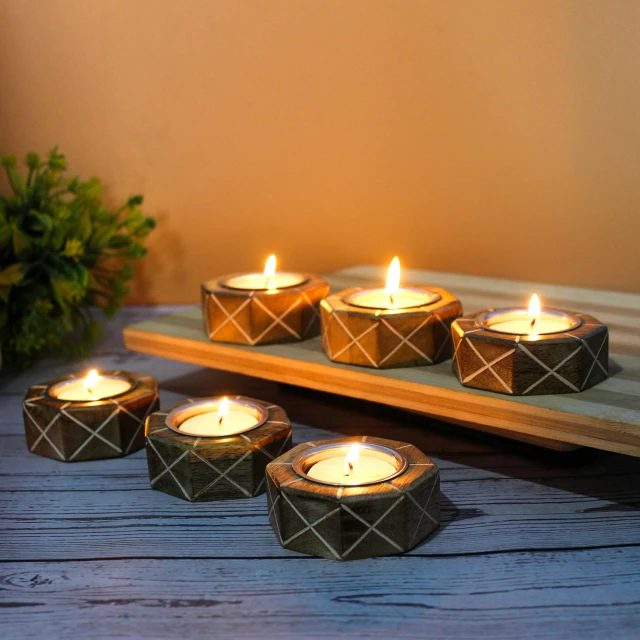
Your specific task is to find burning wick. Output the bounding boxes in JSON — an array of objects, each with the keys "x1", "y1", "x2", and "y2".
[
  {"x1": 84, "y1": 369, "x2": 100, "y2": 397},
  {"x1": 385, "y1": 257, "x2": 400, "y2": 309},
  {"x1": 528, "y1": 294, "x2": 541, "y2": 334},
  {"x1": 264, "y1": 254, "x2": 276, "y2": 289},
  {"x1": 216, "y1": 397, "x2": 229, "y2": 426},
  {"x1": 344, "y1": 443, "x2": 360, "y2": 477}
]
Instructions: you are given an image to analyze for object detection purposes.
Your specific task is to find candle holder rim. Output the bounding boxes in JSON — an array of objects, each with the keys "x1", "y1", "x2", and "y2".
[
  {"x1": 475, "y1": 307, "x2": 583, "y2": 335},
  {"x1": 341, "y1": 286, "x2": 442, "y2": 311},
  {"x1": 45, "y1": 372, "x2": 140, "y2": 403},
  {"x1": 164, "y1": 396, "x2": 269, "y2": 438},
  {"x1": 292, "y1": 442, "x2": 409, "y2": 487},
  {"x1": 208, "y1": 272, "x2": 312, "y2": 292}
]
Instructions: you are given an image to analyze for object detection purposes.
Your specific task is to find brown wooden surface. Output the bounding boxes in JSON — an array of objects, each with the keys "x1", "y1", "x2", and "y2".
[{"x1": 123, "y1": 267, "x2": 640, "y2": 457}]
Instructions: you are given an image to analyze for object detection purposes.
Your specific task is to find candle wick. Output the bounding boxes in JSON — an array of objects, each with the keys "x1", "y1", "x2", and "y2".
[
  {"x1": 345, "y1": 461, "x2": 354, "y2": 476},
  {"x1": 218, "y1": 415, "x2": 224, "y2": 425},
  {"x1": 529, "y1": 318, "x2": 536, "y2": 331},
  {"x1": 389, "y1": 293, "x2": 395, "y2": 307}
]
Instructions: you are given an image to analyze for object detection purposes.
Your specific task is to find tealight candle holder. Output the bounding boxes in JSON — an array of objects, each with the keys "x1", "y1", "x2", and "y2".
[
  {"x1": 321, "y1": 258, "x2": 462, "y2": 368},
  {"x1": 22, "y1": 370, "x2": 159, "y2": 462},
  {"x1": 145, "y1": 396, "x2": 292, "y2": 501},
  {"x1": 266, "y1": 436, "x2": 440, "y2": 560},
  {"x1": 452, "y1": 294, "x2": 609, "y2": 395},
  {"x1": 201, "y1": 254, "x2": 330, "y2": 346}
]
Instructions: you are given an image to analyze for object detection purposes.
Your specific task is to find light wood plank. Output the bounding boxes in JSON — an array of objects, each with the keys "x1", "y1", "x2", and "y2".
[{"x1": 124, "y1": 266, "x2": 640, "y2": 456}]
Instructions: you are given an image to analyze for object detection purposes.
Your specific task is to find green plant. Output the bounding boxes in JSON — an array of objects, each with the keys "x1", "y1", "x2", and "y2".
[{"x1": 0, "y1": 147, "x2": 155, "y2": 368}]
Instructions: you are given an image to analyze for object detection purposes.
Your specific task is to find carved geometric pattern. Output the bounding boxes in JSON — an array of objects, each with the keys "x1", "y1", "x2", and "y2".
[
  {"x1": 320, "y1": 286, "x2": 463, "y2": 369},
  {"x1": 22, "y1": 372, "x2": 159, "y2": 462},
  {"x1": 266, "y1": 437, "x2": 440, "y2": 560},
  {"x1": 452, "y1": 311, "x2": 609, "y2": 396},
  {"x1": 201, "y1": 274, "x2": 330, "y2": 346},
  {"x1": 145, "y1": 397, "x2": 292, "y2": 502}
]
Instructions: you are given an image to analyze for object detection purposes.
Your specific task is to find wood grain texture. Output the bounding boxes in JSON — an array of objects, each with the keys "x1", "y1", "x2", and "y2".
[
  {"x1": 22, "y1": 371, "x2": 159, "y2": 462},
  {"x1": 320, "y1": 286, "x2": 462, "y2": 368},
  {"x1": 145, "y1": 397, "x2": 291, "y2": 501},
  {"x1": 2, "y1": 307, "x2": 640, "y2": 639},
  {"x1": 452, "y1": 312, "x2": 609, "y2": 395},
  {"x1": 124, "y1": 268, "x2": 640, "y2": 456},
  {"x1": 201, "y1": 274, "x2": 330, "y2": 345}
]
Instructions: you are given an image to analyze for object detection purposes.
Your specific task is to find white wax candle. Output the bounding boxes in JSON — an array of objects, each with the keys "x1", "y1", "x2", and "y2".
[
  {"x1": 346, "y1": 288, "x2": 436, "y2": 310},
  {"x1": 178, "y1": 405, "x2": 260, "y2": 437},
  {"x1": 223, "y1": 273, "x2": 307, "y2": 290},
  {"x1": 489, "y1": 312, "x2": 572, "y2": 335},
  {"x1": 50, "y1": 376, "x2": 132, "y2": 401},
  {"x1": 308, "y1": 453, "x2": 397, "y2": 485}
]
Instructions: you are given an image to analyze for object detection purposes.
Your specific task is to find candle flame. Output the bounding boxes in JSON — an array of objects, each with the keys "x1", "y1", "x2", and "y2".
[
  {"x1": 385, "y1": 257, "x2": 401, "y2": 307},
  {"x1": 264, "y1": 254, "x2": 277, "y2": 288},
  {"x1": 216, "y1": 397, "x2": 229, "y2": 425},
  {"x1": 344, "y1": 443, "x2": 360, "y2": 476},
  {"x1": 528, "y1": 294, "x2": 541, "y2": 332},
  {"x1": 84, "y1": 369, "x2": 100, "y2": 395}
]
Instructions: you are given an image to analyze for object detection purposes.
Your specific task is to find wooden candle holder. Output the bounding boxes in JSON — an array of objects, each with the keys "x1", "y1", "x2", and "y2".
[
  {"x1": 266, "y1": 436, "x2": 440, "y2": 560},
  {"x1": 22, "y1": 371, "x2": 159, "y2": 462},
  {"x1": 452, "y1": 310, "x2": 609, "y2": 395},
  {"x1": 201, "y1": 274, "x2": 330, "y2": 346},
  {"x1": 320, "y1": 286, "x2": 462, "y2": 368},
  {"x1": 146, "y1": 397, "x2": 292, "y2": 501}
]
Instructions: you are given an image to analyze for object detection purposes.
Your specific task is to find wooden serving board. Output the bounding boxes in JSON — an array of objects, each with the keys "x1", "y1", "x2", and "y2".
[{"x1": 124, "y1": 266, "x2": 640, "y2": 457}]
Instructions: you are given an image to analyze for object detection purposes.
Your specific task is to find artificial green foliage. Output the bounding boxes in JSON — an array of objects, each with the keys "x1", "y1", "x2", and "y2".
[{"x1": 0, "y1": 147, "x2": 155, "y2": 368}]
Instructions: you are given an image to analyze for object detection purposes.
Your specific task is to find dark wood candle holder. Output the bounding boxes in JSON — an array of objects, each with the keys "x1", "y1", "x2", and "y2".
[
  {"x1": 452, "y1": 310, "x2": 609, "y2": 395},
  {"x1": 146, "y1": 397, "x2": 292, "y2": 501},
  {"x1": 201, "y1": 274, "x2": 330, "y2": 346},
  {"x1": 320, "y1": 286, "x2": 462, "y2": 368},
  {"x1": 266, "y1": 436, "x2": 440, "y2": 560},
  {"x1": 22, "y1": 371, "x2": 159, "y2": 462}
]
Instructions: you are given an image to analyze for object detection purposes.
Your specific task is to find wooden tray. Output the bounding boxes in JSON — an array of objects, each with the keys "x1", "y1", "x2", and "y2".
[{"x1": 124, "y1": 266, "x2": 640, "y2": 457}]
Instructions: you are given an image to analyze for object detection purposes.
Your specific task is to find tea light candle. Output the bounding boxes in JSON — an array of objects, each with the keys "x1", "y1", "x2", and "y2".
[
  {"x1": 344, "y1": 258, "x2": 440, "y2": 310},
  {"x1": 222, "y1": 254, "x2": 307, "y2": 291},
  {"x1": 481, "y1": 294, "x2": 580, "y2": 336},
  {"x1": 268, "y1": 437, "x2": 439, "y2": 559},
  {"x1": 307, "y1": 443, "x2": 398, "y2": 485},
  {"x1": 24, "y1": 370, "x2": 159, "y2": 462},
  {"x1": 177, "y1": 397, "x2": 262, "y2": 437},
  {"x1": 295, "y1": 442, "x2": 406, "y2": 487},
  {"x1": 49, "y1": 369, "x2": 132, "y2": 401},
  {"x1": 321, "y1": 257, "x2": 462, "y2": 368},
  {"x1": 202, "y1": 255, "x2": 329, "y2": 346}
]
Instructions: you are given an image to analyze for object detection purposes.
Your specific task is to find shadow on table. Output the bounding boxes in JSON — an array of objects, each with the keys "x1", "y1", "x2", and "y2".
[{"x1": 160, "y1": 366, "x2": 640, "y2": 517}]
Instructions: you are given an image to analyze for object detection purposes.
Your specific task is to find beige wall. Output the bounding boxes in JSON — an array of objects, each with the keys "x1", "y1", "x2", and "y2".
[{"x1": 1, "y1": 0, "x2": 639, "y2": 302}]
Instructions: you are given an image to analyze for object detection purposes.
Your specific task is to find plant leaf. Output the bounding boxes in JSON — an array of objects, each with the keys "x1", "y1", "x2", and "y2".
[{"x1": 0, "y1": 263, "x2": 25, "y2": 286}]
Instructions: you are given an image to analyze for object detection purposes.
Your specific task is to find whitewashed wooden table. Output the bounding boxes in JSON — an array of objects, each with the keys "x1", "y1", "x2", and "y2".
[{"x1": 1, "y1": 307, "x2": 639, "y2": 640}]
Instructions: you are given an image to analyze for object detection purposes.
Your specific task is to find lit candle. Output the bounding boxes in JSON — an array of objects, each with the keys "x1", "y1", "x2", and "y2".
[
  {"x1": 485, "y1": 295, "x2": 577, "y2": 335},
  {"x1": 49, "y1": 369, "x2": 132, "y2": 401},
  {"x1": 307, "y1": 443, "x2": 399, "y2": 486},
  {"x1": 345, "y1": 258, "x2": 440, "y2": 309},
  {"x1": 177, "y1": 397, "x2": 263, "y2": 437},
  {"x1": 222, "y1": 254, "x2": 307, "y2": 290}
]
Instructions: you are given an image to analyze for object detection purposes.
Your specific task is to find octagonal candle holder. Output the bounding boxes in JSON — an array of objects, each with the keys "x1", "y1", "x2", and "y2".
[
  {"x1": 145, "y1": 396, "x2": 292, "y2": 501},
  {"x1": 266, "y1": 437, "x2": 440, "y2": 560},
  {"x1": 321, "y1": 286, "x2": 462, "y2": 368},
  {"x1": 201, "y1": 255, "x2": 330, "y2": 346},
  {"x1": 22, "y1": 370, "x2": 159, "y2": 462},
  {"x1": 452, "y1": 301, "x2": 609, "y2": 396}
]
